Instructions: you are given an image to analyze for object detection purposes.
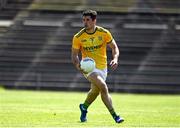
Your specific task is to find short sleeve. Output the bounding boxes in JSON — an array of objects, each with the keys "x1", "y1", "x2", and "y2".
[
  {"x1": 72, "y1": 36, "x2": 80, "y2": 49},
  {"x1": 105, "y1": 30, "x2": 113, "y2": 44}
]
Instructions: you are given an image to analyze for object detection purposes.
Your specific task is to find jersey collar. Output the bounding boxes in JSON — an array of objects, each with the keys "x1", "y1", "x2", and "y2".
[{"x1": 85, "y1": 26, "x2": 97, "y2": 35}]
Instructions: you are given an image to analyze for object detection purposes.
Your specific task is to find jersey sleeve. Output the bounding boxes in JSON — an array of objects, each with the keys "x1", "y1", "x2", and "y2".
[
  {"x1": 105, "y1": 30, "x2": 113, "y2": 44},
  {"x1": 72, "y1": 35, "x2": 80, "y2": 49}
]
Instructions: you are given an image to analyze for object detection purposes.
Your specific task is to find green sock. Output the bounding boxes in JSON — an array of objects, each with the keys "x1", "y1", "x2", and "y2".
[
  {"x1": 83, "y1": 101, "x2": 90, "y2": 110},
  {"x1": 109, "y1": 109, "x2": 118, "y2": 118}
]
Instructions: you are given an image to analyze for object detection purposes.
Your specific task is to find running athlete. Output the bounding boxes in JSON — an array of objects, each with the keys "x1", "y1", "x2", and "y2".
[{"x1": 71, "y1": 10, "x2": 124, "y2": 123}]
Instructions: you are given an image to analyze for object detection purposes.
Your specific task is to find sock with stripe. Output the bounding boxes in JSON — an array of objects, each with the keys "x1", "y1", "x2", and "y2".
[{"x1": 109, "y1": 108, "x2": 118, "y2": 118}]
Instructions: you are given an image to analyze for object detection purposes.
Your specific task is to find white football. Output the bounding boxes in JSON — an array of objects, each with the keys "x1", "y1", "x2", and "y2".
[{"x1": 80, "y1": 57, "x2": 96, "y2": 73}]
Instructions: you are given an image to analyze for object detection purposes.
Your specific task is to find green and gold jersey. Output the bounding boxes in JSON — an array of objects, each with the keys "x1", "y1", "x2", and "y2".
[{"x1": 72, "y1": 26, "x2": 113, "y2": 69}]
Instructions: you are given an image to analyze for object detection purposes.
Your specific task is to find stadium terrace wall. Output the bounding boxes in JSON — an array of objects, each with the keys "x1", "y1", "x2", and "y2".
[{"x1": 0, "y1": 0, "x2": 180, "y2": 94}]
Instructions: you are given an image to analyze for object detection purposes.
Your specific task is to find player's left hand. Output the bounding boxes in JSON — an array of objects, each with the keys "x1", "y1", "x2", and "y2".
[{"x1": 110, "y1": 59, "x2": 118, "y2": 71}]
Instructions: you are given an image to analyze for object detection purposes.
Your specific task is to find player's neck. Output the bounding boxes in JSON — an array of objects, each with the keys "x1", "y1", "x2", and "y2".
[{"x1": 85, "y1": 26, "x2": 96, "y2": 34}]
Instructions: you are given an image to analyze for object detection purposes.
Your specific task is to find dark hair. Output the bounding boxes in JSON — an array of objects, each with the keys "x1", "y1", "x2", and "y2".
[{"x1": 82, "y1": 10, "x2": 97, "y2": 21}]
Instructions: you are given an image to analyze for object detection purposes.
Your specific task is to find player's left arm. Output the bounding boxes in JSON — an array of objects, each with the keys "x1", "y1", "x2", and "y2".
[{"x1": 108, "y1": 39, "x2": 120, "y2": 71}]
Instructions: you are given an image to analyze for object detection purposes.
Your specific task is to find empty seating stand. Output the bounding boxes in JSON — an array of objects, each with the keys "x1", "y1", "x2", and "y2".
[{"x1": 0, "y1": 0, "x2": 180, "y2": 93}]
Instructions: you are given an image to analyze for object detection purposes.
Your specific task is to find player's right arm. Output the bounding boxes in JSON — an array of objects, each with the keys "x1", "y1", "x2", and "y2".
[
  {"x1": 71, "y1": 34, "x2": 81, "y2": 71},
  {"x1": 71, "y1": 48, "x2": 81, "y2": 71},
  {"x1": 71, "y1": 48, "x2": 88, "y2": 74},
  {"x1": 71, "y1": 33, "x2": 88, "y2": 74}
]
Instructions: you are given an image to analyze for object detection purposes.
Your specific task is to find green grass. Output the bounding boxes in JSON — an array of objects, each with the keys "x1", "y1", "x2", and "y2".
[{"x1": 0, "y1": 89, "x2": 180, "y2": 127}]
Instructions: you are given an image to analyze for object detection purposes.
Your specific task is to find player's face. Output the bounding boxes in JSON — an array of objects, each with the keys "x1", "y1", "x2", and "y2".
[{"x1": 82, "y1": 16, "x2": 96, "y2": 30}]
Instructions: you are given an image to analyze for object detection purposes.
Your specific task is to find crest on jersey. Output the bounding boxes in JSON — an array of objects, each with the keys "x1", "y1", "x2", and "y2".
[{"x1": 98, "y1": 36, "x2": 102, "y2": 41}]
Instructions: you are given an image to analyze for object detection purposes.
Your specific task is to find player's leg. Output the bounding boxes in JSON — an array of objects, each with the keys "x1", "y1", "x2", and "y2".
[
  {"x1": 79, "y1": 83, "x2": 100, "y2": 122},
  {"x1": 83, "y1": 83, "x2": 100, "y2": 109},
  {"x1": 88, "y1": 73, "x2": 113, "y2": 111},
  {"x1": 87, "y1": 73, "x2": 124, "y2": 123}
]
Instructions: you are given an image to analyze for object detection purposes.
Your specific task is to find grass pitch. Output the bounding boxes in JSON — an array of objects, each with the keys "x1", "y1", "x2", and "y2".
[{"x1": 0, "y1": 88, "x2": 180, "y2": 127}]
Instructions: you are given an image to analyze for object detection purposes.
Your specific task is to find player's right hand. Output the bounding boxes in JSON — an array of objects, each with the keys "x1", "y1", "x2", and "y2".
[{"x1": 79, "y1": 64, "x2": 88, "y2": 74}]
